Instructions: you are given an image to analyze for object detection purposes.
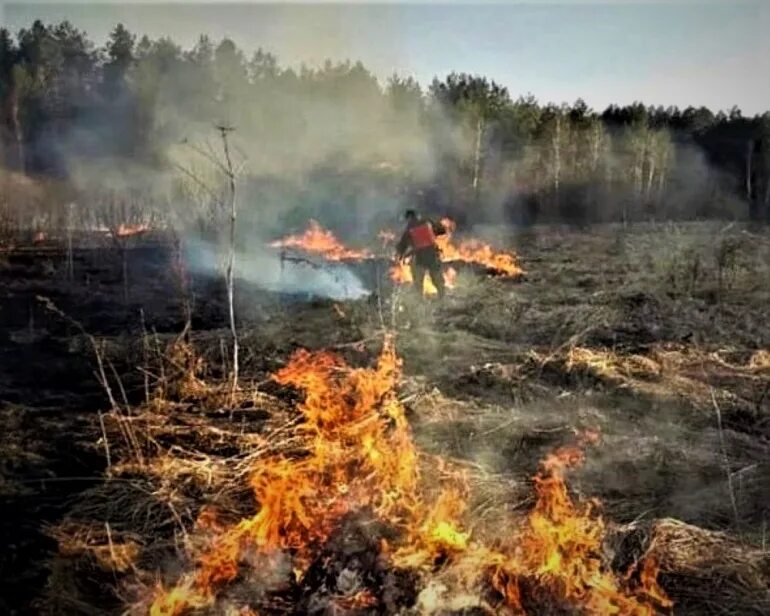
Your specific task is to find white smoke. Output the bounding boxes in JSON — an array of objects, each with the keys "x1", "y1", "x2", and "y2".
[{"x1": 185, "y1": 237, "x2": 369, "y2": 301}]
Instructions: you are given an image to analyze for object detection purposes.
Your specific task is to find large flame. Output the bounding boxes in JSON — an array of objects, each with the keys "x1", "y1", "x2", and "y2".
[
  {"x1": 148, "y1": 342, "x2": 670, "y2": 615},
  {"x1": 270, "y1": 220, "x2": 373, "y2": 261},
  {"x1": 388, "y1": 218, "x2": 523, "y2": 294},
  {"x1": 436, "y1": 218, "x2": 523, "y2": 278},
  {"x1": 270, "y1": 219, "x2": 521, "y2": 297}
]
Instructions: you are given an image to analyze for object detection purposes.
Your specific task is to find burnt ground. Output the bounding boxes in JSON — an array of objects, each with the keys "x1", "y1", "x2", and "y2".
[{"x1": 1, "y1": 222, "x2": 769, "y2": 614}]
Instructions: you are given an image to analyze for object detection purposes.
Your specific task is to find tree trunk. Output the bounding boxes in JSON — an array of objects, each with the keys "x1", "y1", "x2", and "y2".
[
  {"x1": 746, "y1": 140, "x2": 754, "y2": 203},
  {"x1": 219, "y1": 127, "x2": 239, "y2": 396},
  {"x1": 471, "y1": 115, "x2": 485, "y2": 202},
  {"x1": 590, "y1": 123, "x2": 601, "y2": 174},
  {"x1": 632, "y1": 135, "x2": 644, "y2": 202},
  {"x1": 764, "y1": 176, "x2": 770, "y2": 222},
  {"x1": 9, "y1": 83, "x2": 24, "y2": 172},
  {"x1": 657, "y1": 163, "x2": 667, "y2": 204},
  {"x1": 121, "y1": 247, "x2": 128, "y2": 303},
  {"x1": 552, "y1": 114, "x2": 561, "y2": 196},
  {"x1": 66, "y1": 203, "x2": 75, "y2": 281},
  {"x1": 646, "y1": 155, "x2": 656, "y2": 202}
]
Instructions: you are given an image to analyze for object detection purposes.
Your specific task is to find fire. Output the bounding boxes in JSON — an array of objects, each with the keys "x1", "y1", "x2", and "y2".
[
  {"x1": 389, "y1": 260, "x2": 457, "y2": 296},
  {"x1": 436, "y1": 218, "x2": 523, "y2": 278},
  {"x1": 113, "y1": 223, "x2": 150, "y2": 238},
  {"x1": 270, "y1": 220, "x2": 373, "y2": 261},
  {"x1": 149, "y1": 336, "x2": 441, "y2": 612},
  {"x1": 148, "y1": 342, "x2": 670, "y2": 615},
  {"x1": 401, "y1": 428, "x2": 672, "y2": 614},
  {"x1": 387, "y1": 217, "x2": 523, "y2": 293},
  {"x1": 270, "y1": 218, "x2": 521, "y2": 297}
]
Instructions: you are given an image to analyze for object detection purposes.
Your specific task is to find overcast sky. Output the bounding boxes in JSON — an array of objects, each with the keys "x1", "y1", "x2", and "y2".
[{"x1": 3, "y1": 1, "x2": 768, "y2": 115}]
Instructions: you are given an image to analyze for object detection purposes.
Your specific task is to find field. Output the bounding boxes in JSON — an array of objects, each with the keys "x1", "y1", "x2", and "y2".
[{"x1": 1, "y1": 222, "x2": 769, "y2": 615}]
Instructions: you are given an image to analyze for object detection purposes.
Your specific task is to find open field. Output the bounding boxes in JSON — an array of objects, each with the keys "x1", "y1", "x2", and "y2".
[{"x1": 1, "y1": 222, "x2": 769, "y2": 615}]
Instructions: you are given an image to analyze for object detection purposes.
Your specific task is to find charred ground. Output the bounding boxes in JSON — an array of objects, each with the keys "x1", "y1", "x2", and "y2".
[{"x1": 1, "y1": 222, "x2": 769, "y2": 615}]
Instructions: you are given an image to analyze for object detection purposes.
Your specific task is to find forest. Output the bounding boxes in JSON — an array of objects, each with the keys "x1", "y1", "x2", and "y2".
[{"x1": 1, "y1": 19, "x2": 770, "y2": 234}]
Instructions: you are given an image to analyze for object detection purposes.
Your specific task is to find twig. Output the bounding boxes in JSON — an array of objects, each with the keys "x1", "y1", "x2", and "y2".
[
  {"x1": 171, "y1": 161, "x2": 221, "y2": 204},
  {"x1": 140, "y1": 309, "x2": 150, "y2": 404},
  {"x1": 98, "y1": 411, "x2": 113, "y2": 473},
  {"x1": 37, "y1": 296, "x2": 119, "y2": 410},
  {"x1": 105, "y1": 521, "x2": 118, "y2": 576},
  {"x1": 710, "y1": 387, "x2": 740, "y2": 528}
]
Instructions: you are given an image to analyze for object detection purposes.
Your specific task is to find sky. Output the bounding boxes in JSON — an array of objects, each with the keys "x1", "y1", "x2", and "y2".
[{"x1": 2, "y1": 1, "x2": 769, "y2": 115}]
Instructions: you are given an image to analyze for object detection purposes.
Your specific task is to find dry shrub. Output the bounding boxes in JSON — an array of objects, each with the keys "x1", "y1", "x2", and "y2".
[
  {"x1": 748, "y1": 350, "x2": 770, "y2": 373},
  {"x1": 53, "y1": 522, "x2": 142, "y2": 574},
  {"x1": 623, "y1": 223, "x2": 767, "y2": 301},
  {"x1": 160, "y1": 338, "x2": 210, "y2": 401},
  {"x1": 649, "y1": 519, "x2": 770, "y2": 615},
  {"x1": 566, "y1": 346, "x2": 662, "y2": 381}
]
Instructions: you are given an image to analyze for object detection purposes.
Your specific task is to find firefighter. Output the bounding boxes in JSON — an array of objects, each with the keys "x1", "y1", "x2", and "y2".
[{"x1": 395, "y1": 209, "x2": 447, "y2": 298}]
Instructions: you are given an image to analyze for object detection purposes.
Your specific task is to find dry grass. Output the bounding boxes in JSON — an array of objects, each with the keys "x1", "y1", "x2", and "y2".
[
  {"x1": 29, "y1": 223, "x2": 770, "y2": 615},
  {"x1": 648, "y1": 519, "x2": 770, "y2": 615}
]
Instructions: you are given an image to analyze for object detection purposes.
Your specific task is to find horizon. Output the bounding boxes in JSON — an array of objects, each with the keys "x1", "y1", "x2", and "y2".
[{"x1": 2, "y1": 1, "x2": 769, "y2": 116}]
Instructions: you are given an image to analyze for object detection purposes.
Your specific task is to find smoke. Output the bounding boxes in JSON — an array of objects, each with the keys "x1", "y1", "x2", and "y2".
[
  {"x1": 5, "y1": 11, "x2": 758, "y2": 242},
  {"x1": 184, "y1": 236, "x2": 369, "y2": 302}
]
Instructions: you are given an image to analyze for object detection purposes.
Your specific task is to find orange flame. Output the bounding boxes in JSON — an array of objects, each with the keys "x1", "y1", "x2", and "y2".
[
  {"x1": 387, "y1": 218, "x2": 523, "y2": 293},
  {"x1": 436, "y1": 218, "x2": 523, "y2": 278},
  {"x1": 270, "y1": 220, "x2": 373, "y2": 261},
  {"x1": 389, "y1": 260, "x2": 456, "y2": 296},
  {"x1": 148, "y1": 344, "x2": 670, "y2": 615},
  {"x1": 114, "y1": 223, "x2": 150, "y2": 238},
  {"x1": 398, "y1": 428, "x2": 672, "y2": 614}
]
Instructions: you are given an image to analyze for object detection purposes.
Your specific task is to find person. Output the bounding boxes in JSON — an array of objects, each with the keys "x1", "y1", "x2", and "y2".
[{"x1": 395, "y1": 209, "x2": 447, "y2": 298}]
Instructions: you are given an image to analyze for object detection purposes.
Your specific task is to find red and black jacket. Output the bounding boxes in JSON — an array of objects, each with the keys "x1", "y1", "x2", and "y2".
[{"x1": 396, "y1": 219, "x2": 447, "y2": 257}]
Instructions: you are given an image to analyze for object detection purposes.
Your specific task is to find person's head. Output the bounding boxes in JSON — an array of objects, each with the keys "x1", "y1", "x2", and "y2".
[{"x1": 404, "y1": 209, "x2": 418, "y2": 222}]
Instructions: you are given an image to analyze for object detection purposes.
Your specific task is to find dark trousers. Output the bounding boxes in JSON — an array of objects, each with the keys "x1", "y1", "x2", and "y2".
[{"x1": 411, "y1": 247, "x2": 445, "y2": 298}]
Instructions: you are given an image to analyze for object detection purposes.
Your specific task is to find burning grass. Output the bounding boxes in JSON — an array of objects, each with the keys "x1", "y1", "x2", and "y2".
[
  {"x1": 269, "y1": 220, "x2": 373, "y2": 262},
  {"x1": 45, "y1": 335, "x2": 679, "y2": 615},
  {"x1": 388, "y1": 218, "x2": 523, "y2": 296},
  {"x1": 11, "y1": 223, "x2": 768, "y2": 615},
  {"x1": 269, "y1": 218, "x2": 523, "y2": 297}
]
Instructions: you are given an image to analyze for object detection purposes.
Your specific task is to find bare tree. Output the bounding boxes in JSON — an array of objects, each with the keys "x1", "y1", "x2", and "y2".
[
  {"x1": 173, "y1": 127, "x2": 245, "y2": 397},
  {"x1": 218, "y1": 124, "x2": 239, "y2": 395},
  {"x1": 92, "y1": 190, "x2": 155, "y2": 302},
  {"x1": 746, "y1": 140, "x2": 754, "y2": 203}
]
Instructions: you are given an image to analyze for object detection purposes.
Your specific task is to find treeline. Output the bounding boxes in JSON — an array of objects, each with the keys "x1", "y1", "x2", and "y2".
[{"x1": 1, "y1": 20, "x2": 769, "y2": 229}]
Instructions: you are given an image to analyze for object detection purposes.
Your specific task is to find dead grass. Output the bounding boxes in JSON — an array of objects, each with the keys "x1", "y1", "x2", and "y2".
[
  {"x1": 647, "y1": 518, "x2": 770, "y2": 615},
  {"x1": 22, "y1": 223, "x2": 770, "y2": 614}
]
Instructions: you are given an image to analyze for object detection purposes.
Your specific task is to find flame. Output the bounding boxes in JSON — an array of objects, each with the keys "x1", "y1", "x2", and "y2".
[
  {"x1": 436, "y1": 218, "x2": 523, "y2": 278},
  {"x1": 332, "y1": 589, "x2": 378, "y2": 611},
  {"x1": 114, "y1": 223, "x2": 150, "y2": 238},
  {"x1": 34, "y1": 231, "x2": 46, "y2": 243},
  {"x1": 387, "y1": 218, "x2": 523, "y2": 293},
  {"x1": 148, "y1": 343, "x2": 670, "y2": 615},
  {"x1": 270, "y1": 220, "x2": 373, "y2": 261},
  {"x1": 150, "y1": 336, "x2": 444, "y2": 612},
  {"x1": 270, "y1": 218, "x2": 521, "y2": 297},
  {"x1": 389, "y1": 260, "x2": 456, "y2": 296},
  {"x1": 399, "y1": 428, "x2": 672, "y2": 614}
]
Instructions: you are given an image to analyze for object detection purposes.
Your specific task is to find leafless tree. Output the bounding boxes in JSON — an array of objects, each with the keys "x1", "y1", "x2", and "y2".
[{"x1": 173, "y1": 127, "x2": 246, "y2": 397}]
